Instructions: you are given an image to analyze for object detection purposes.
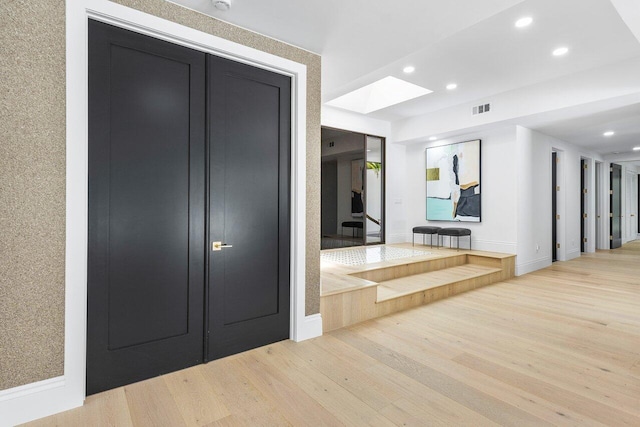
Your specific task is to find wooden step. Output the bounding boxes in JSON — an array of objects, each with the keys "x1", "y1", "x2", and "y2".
[
  {"x1": 320, "y1": 245, "x2": 516, "y2": 332},
  {"x1": 376, "y1": 264, "x2": 502, "y2": 302}
]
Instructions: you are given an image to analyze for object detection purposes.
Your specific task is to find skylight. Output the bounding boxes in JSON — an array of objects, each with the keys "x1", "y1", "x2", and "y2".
[{"x1": 326, "y1": 76, "x2": 432, "y2": 114}]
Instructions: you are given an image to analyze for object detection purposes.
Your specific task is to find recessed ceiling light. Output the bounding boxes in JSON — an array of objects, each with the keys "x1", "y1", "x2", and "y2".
[
  {"x1": 633, "y1": 147, "x2": 640, "y2": 151},
  {"x1": 429, "y1": 136, "x2": 438, "y2": 141},
  {"x1": 326, "y1": 76, "x2": 432, "y2": 114},
  {"x1": 552, "y1": 47, "x2": 569, "y2": 56},
  {"x1": 403, "y1": 66, "x2": 415, "y2": 74},
  {"x1": 213, "y1": 0, "x2": 231, "y2": 11},
  {"x1": 446, "y1": 83, "x2": 458, "y2": 90},
  {"x1": 603, "y1": 131, "x2": 615, "y2": 137},
  {"x1": 515, "y1": 17, "x2": 533, "y2": 28}
]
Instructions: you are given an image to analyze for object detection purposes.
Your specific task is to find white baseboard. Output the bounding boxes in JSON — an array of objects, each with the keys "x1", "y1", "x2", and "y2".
[
  {"x1": 389, "y1": 234, "x2": 517, "y2": 255},
  {"x1": 565, "y1": 250, "x2": 581, "y2": 261},
  {"x1": 470, "y1": 239, "x2": 517, "y2": 254},
  {"x1": 292, "y1": 313, "x2": 323, "y2": 342},
  {"x1": 516, "y1": 256, "x2": 552, "y2": 276},
  {"x1": 0, "y1": 376, "x2": 82, "y2": 427}
]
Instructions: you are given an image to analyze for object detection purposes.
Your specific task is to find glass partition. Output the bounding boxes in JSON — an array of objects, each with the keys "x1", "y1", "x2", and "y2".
[{"x1": 365, "y1": 135, "x2": 384, "y2": 244}]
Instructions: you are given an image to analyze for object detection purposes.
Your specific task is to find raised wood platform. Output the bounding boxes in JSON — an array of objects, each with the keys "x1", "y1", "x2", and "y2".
[{"x1": 321, "y1": 244, "x2": 515, "y2": 332}]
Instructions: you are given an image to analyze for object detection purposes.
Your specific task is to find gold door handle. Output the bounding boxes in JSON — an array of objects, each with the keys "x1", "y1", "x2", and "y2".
[{"x1": 211, "y1": 241, "x2": 233, "y2": 251}]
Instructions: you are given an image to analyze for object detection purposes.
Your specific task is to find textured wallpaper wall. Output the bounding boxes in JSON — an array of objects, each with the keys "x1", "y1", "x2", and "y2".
[
  {"x1": 0, "y1": 0, "x2": 320, "y2": 391},
  {"x1": 0, "y1": 0, "x2": 67, "y2": 391}
]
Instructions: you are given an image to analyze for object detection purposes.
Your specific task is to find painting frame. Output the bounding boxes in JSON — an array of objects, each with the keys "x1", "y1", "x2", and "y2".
[{"x1": 425, "y1": 139, "x2": 481, "y2": 222}]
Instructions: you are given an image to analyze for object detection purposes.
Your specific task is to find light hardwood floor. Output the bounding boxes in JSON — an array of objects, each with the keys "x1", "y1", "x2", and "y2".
[{"x1": 24, "y1": 242, "x2": 640, "y2": 426}]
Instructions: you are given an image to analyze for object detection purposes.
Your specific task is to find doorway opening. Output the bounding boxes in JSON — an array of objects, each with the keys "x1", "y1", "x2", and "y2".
[
  {"x1": 320, "y1": 127, "x2": 385, "y2": 250},
  {"x1": 610, "y1": 163, "x2": 622, "y2": 249}
]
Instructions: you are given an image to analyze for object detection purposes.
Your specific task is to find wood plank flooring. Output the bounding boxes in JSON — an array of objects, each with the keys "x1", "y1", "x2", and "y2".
[{"x1": 24, "y1": 241, "x2": 640, "y2": 426}]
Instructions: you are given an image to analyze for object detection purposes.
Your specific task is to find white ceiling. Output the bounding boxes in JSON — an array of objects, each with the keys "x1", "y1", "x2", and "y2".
[
  {"x1": 170, "y1": 0, "x2": 525, "y2": 93},
  {"x1": 169, "y1": 0, "x2": 640, "y2": 157},
  {"x1": 531, "y1": 103, "x2": 640, "y2": 154}
]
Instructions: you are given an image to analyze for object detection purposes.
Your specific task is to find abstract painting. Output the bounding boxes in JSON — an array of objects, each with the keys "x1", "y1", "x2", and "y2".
[{"x1": 425, "y1": 139, "x2": 481, "y2": 222}]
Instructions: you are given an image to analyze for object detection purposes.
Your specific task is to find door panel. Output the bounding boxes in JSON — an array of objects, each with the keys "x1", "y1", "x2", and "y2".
[
  {"x1": 580, "y1": 159, "x2": 586, "y2": 253},
  {"x1": 207, "y1": 55, "x2": 291, "y2": 360},
  {"x1": 552, "y1": 152, "x2": 557, "y2": 261},
  {"x1": 87, "y1": 20, "x2": 206, "y2": 394},
  {"x1": 626, "y1": 172, "x2": 638, "y2": 240},
  {"x1": 610, "y1": 163, "x2": 622, "y2": 249}
]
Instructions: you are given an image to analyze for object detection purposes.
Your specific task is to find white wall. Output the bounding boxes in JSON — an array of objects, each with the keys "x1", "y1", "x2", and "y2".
[
  {"x1": 385, "y1": 142, "x2": 408, "y2": 243},
  {"x1": 515, "y1": 126, "x2": 550, "y2": 274},
  {"x1": 402, "y1": 126, "x2": 518, "y2": 254},
  {"x1": 515, "y1": 127, "x2": 604, "y2": 275}
]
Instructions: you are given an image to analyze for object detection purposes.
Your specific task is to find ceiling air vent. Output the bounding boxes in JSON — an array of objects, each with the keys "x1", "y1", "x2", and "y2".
[{"x1": 472, "y1": 103, "x2": 491, "y2": 115}]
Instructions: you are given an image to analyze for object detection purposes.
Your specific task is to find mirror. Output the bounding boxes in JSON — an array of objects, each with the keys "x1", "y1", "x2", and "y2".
[{"x1": 320, "y1": 128, "x2": 385, "y2": 249}]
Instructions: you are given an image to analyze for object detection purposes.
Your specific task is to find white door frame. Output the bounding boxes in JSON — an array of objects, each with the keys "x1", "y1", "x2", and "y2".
[
  {"x1": 595, "y1": 161, "x2": 606, "y2": 249},
  {"x1": 0, "y1": 1, "x2": 320, "y2": 425},
  {"x1": 580, "y1": 157, "x2": 593, "y2": 253},
  {"x1": 625, "y1": 170, "x2": 638, "y2": 241}
]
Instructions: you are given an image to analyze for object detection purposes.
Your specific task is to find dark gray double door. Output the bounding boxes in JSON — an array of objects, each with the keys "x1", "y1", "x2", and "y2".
[{"x1": 87, "y1": 21, "x2": 290, "y2": 395}]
